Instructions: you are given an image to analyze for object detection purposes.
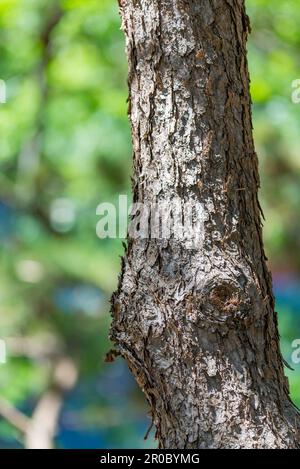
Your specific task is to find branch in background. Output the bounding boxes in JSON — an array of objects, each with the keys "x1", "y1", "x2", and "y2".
[
  {"x1": 0, "y1": 399, "x2": 30, "y2": 434},
  {"x1": 0, "y1": 356, "x2": 78, "y2": 449},
  {"x1": 25, "y1": 357, "x2": 78, "y2": 449},
  {"x1": 16, "y1": 2, "x2": 64, "y2": 204}
]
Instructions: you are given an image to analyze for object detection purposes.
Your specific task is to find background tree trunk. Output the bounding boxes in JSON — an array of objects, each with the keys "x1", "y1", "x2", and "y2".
[{"x1": 111, "y1": 0, "x2": 300, "y2": 448}]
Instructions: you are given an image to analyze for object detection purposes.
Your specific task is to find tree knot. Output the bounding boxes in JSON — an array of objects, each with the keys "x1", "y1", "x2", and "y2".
[{"x1": 209, "y1": 283, "x2": 241, "y2": 314}]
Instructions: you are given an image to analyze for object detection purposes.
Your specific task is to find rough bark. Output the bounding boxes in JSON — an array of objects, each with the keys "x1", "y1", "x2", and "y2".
[{"x1": 111, "y1": 0, "x2": 300, "y2": 449}]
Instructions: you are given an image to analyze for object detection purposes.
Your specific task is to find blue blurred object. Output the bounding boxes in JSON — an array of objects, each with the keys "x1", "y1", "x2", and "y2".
[
  {"x1": 54, "y1": 284, "x2": 105, "y2": 316},
  {"x1": 0, "y1": 437, "x2": 22, "y2": 449},
  {"x1": 0, "y1": 200, "x2": 14, "y2": 241},
  {"x1": 274, "y1": 273, "x2": 300, "y2": 315},
  {"x1": 56, "y1": 361, "x2": 155, "y2": 449}
]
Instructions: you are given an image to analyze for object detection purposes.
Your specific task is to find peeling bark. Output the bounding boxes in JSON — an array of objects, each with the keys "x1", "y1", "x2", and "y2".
[{"x1": 111, "y1": 0, "x2": 300, "y2": 448}]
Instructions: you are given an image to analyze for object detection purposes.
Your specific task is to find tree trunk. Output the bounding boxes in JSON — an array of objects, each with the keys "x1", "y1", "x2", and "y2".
[{"x1": 111, "y1": 0, "x2": 300, "y2": 449}]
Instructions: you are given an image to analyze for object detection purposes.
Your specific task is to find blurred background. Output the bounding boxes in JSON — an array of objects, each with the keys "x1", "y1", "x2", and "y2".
[{"x1": 0, "y1": 0, "x2": 299, "y2": 449}]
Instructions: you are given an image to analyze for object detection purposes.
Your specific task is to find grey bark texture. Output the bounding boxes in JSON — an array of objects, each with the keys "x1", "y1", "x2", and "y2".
[{"x1": 111, "y1": 0, "x2": 300, "y2": 449}]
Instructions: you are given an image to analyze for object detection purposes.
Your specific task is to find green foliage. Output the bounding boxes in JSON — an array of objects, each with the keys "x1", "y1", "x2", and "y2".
[{"x1": 0, "y1": 0, "x2": 299, "y2": 447}]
